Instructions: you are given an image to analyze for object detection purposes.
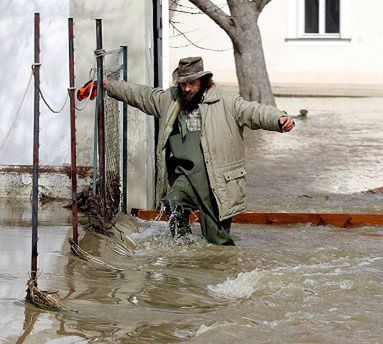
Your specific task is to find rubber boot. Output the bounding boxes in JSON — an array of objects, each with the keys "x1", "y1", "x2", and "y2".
[{"x1": 162, "y1": 200, "x2": 192, "y2": 238}]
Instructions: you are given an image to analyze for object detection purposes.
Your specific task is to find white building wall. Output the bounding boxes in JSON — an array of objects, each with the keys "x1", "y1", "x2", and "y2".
[
  {"x1": 0, "y1": 1, "x2": 70, "y2": 166},
  {"x1": 169, "y1": 0, "x2": 383, "y2": 86},
  {"x1": 0, "y1": 0, "x2": 156, "y2": 209},
  {"x1": 262, "y1": 0, "x2": 383, "y2": 84},
  {"x1": 70, "y1": 0, "x2": 156, "y2": 209}
]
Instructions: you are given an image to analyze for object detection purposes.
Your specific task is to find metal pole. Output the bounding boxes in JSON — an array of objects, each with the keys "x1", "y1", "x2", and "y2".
[
  {"x1": 152, "y1": 0, "x2": 161, "y2": 88},
  {"x1": 68, "y1": 18, "x2": 78, "y2": 244},
  {"x1": 95, "y1": 19, "x2": 106, "y2": 207},
  {"x1": 92, "y1": 95, "x2": 98, "y2": 196},
  {"x1": 121, "y1": 45, "x2": 128, "y2": 213},
  {"x1": 31, "y1": 13, "x2": 40, "y2": 282},
  {"x1": 152, "y1": 0, "x2": 161, "y2": 195}
]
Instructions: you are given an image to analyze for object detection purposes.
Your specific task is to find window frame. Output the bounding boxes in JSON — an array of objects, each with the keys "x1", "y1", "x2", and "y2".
[{"x1": 299, "y1": 0, "x2": 341, "y2": 38}]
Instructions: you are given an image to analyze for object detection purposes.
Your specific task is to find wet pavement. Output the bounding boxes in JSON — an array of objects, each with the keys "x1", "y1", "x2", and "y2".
[{"x1": 1, "y1": 97, "x2": 382, "y2": 343}]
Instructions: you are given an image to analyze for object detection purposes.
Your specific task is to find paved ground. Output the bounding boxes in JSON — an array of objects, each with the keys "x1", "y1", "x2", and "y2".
[{"x1": 219, "y1": 83, "x2": 383, "y2": 97}]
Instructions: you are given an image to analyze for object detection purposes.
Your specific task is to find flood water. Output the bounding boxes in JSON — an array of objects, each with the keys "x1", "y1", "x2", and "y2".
[
  {"x1": 246, "y1": 97, "x2": 383, "y2": 213},
  {"x1": 1, "y1": 97, "x2": 383, "y2": 343}
]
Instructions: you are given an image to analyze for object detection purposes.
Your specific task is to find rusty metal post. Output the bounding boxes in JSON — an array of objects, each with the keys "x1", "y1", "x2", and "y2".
[
  {"x1": 68, "y1": 18, "x2": 78, "y2": 244},
  {"x1": 121, "y1": 45, "x2": 128, "y2": 213},
  {"x1": 31, "y1": 13, "x2": 40, "y2": 281},
  {"x1": 95, "y1": 19, "x2": 106, "y2": 208},
  {"x1": 92, "y1": 96, "x2": 98, "y2": 196}
]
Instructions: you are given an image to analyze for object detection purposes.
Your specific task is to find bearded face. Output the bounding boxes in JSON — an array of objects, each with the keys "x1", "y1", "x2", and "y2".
[{"x1": 178, "y1": 78, "x2": 208, "y2": 111}]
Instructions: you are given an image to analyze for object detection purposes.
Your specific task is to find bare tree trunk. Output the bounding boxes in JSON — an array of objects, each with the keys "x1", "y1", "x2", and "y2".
[
  {"x1": 186, "y1": 0, "x2": 275, "y2": 105},
  {"x1": 229, "y1": 2, "x2": 275, "y2": 105}
]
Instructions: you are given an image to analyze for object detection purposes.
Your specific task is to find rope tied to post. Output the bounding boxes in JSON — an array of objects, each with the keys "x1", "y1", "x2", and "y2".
[
  {"x1": 1, "y1": 46, "x2": 118, "y2": 153},
  {"x1": 39, "y1": 88, "x2": 69, "y2": 114},
  {"x1": 0, "y1": 67, "x2": 35, "y2": 153},
  {"x1": 32, "y1": 63, "x2": 70, "y2": 114}
]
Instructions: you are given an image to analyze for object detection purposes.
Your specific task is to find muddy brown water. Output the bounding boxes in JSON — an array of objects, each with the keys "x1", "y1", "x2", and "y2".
[{"x1": 1, "y1": 97, "x2": 383, "y2": 343}]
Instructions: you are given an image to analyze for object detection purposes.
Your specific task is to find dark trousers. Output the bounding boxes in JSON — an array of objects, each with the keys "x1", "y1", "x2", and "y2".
[{"x1": 163, "y1": 175, "x2": 235, "y2": 246}]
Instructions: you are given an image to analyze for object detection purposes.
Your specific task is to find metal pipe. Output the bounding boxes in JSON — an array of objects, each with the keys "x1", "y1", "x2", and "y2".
[
  {"x1": 152, "y1": 0, "x2": 161, "y2": 88},
  {"x1": 31, "y1": 13, "x2": 40, "y2": 282},
  {"x1": 92, "y1": 94, "x2": 98, "y2": 196},
  {"x1": 68, "y1": 18, "x2": 78, "y2": 244},
  {"x1": 152, "y1": 0, "x2": 161, "y2": 192},
  {"x1": 121, "y1": 45, "x2": 128, "y2": 213},
  {"x1": 95, "y1": 19, "x2": 106, "y2": 208}
]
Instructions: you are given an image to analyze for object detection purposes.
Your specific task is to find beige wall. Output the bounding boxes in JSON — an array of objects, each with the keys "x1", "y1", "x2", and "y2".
[{"x1": 169, "y1": 0, "x2": 383, "y2": 86}]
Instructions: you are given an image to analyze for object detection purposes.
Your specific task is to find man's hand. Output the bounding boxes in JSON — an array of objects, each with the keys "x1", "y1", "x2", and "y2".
[{"x1": 279, "y1": 115, "x2": 294, "y2": 132}]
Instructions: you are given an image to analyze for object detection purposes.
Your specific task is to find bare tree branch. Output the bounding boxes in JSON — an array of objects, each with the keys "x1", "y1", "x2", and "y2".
[
  {"x1": 170, "y1": 1, "x2": 228, "y2": 18},
  {"x1": 174, "y1": 0, "x2": 227, "y2": 11},
  {"x1": 170, "y1": 28, "x2": 198, "y2": 38},
  {"x1": 170, "y1": 0, "x2": 180, "y2": 20},
  {"x1": 170, "y1": 8, "x2": 205, "y2": 15},
  {"x1": 187, "y1": 0, "x2": 235, "y2": 38},
  {"x1": 170, "y1": 0, "x2": 180, "y2": 10},
  {"x1": 170, "y1": 43, "x2": 193, "y2": 48},
  {"x1": 170, "y1": 20, "x2": 231, "y2": 52}
]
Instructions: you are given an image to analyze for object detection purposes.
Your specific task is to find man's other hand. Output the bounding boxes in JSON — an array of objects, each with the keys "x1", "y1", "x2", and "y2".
[{"x1": 279, "y1": 115, "x2": 294, "y2": 132}]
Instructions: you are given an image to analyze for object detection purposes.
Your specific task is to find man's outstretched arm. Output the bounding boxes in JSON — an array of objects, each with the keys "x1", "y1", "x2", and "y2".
[
  {"x1": 103, "y1": 76, "x2": 166, "y2": 118},
  {"x1": 232, "y1": 95, "x2": 294, "y2": 133}
]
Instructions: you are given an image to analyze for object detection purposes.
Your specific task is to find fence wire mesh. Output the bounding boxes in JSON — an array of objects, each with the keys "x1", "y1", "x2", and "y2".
[
  {"x1": 78, "y1": 52, "x2": 123, "y2": 236},
  {"x1": 104, "y1": 68, "x2": 121, "y2": 213}
]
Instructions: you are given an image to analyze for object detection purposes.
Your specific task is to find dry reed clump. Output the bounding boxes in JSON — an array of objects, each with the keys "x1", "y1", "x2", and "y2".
[
  {"x1": 26, "y1": 278, "x2": 62, "y2": 312},
  {"x1": 77, "y1": 177, "x2": 120, "y2": 236}
]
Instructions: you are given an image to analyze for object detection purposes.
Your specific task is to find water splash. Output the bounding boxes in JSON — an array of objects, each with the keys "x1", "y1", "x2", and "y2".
[
  {"x1": 196, "y1": 322, "x2": 229, "y2": 336},
  {"x1": 207, "y1": 269, "x2": 283, "y2": 299},
  {"x1": 131, "y1": 222, "x2": 208, "y2": 257}
]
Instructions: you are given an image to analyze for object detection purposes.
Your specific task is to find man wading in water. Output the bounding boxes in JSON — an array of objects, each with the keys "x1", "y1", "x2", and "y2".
[{"x1": 104, "y1": 56, "x2": 294, "y2": 245}]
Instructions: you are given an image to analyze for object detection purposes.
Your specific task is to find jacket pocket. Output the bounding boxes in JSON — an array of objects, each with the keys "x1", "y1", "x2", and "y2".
[
  {"x1": 223, "y1": 167, "x2": 246, "y2": 181},
  {"x1": 223, "y1": 167, "x2": 247, "y2": 209}
]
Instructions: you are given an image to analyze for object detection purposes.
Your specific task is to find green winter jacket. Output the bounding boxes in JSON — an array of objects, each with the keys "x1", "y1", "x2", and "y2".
[{"x1": 106, "y1": 80, "x2": 284, "y2": 221}]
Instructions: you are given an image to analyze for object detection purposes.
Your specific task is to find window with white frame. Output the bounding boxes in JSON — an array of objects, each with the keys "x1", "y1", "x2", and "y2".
[
  {"x1": 286, "y1": 0, "x2": 349, "y2": 41},
  {"x1": 304, "y1": 0, "x2": 340, "y2": 36}
]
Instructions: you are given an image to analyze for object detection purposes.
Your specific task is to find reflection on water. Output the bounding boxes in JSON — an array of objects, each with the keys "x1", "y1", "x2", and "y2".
[{"x1": 1, "y1": 97, "x2": 383, "y2": 343}]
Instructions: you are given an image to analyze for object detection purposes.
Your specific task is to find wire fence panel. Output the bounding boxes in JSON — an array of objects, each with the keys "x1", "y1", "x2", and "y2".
[{"x1": 104, "y1": 68, "x2": 121, "y2": 213}]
